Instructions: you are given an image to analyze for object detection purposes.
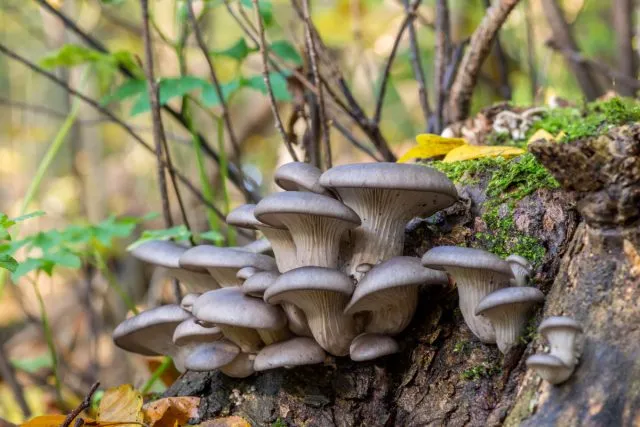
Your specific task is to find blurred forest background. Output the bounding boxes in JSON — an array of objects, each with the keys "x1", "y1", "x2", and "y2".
[{"x1": 0, "y1": 0, "x2": 637, "y2": 422}]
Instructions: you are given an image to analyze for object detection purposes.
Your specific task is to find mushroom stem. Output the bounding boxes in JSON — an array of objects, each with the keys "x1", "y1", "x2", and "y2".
[
  {"x1": 220, "y1": 353, "x2": 255, "y2": 378},
  {"x1": 259, "y1": 227, "x2": 297, "y2": 272},
  {"x1": 218, "y1": 325, "x2": 264, "y2": 353},
  {"x1": 281, "y1": 303, "x2": 313, "y2": 337},
  {"x1": 207, "y1": 267, "x2": 243, "y2": 287},
  {"x1": 363, "y1": 287, "x2": 418, "y2": 334},
  {"x1": 257, "y1": 326, "x2": 292, "y2": 345},
  {"x1": 286, "y1": 216, "x2": 352, "y2": 268}
]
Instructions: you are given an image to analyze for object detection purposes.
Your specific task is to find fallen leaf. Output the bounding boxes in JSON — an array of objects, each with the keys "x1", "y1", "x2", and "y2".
[
  {"x1": 97, "y1": 385, "x2": 144, "y2": 427},
  {"x1": 195, "y1": 416, "x2": 251, "y2": 427},
  {"x1": 143, "y1": 397, "x2": 200, "y2": 427},
  {"x1": 443, "y1": 145, "x2": 525, "y2": 163},
  {"x1": 398, "y1": 134, "x2": 467, "y2": 163},
  {"x1": 20, "y1": 415, "x2": 68, "y2": 427}
]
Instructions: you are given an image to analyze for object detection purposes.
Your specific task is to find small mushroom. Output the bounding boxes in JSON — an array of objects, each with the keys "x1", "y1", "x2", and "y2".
[
  {"x1": 274, "y1": 162, "x2": 332, "y2": 196},
  {"x1": 112, "y1": 304, "x2": 190, "y2": 371},
  {"x1": 264, "y1": 266, "x2": 361, "y2": 356},
  {"x1": 183, "y1": 340, "x2": 240, "y2": 372},
  {"x1": 422, "y1": 246, "x2": 513, "y2": 343},
  {"x1": 253, "y1": 337, "x2": 326, "y2": 371},
  {"x1": 319, "y1": 163, "x2": 457, "y2": 276},
  {"x1": 180, "y1": 293, "x2": 200, "y2": 313},
  {"x1": 172, "y1": 318, "x2": 224, "y2": 369},
  {"x1": 349, "y1": 333, "x2": 400, "y2": 362},
  {"x1": 239, "y1": 238, "x2": 272, "y2": 254},
  {"x1": 538, "y1": 316, "x2": 583, "y2": 366},
  {"x1": 237, "y1": 266, "x2": 260, "y2": 281},
  {"x1": 179, "y1": 245, "x2": 276, "y2": 287},
  {"x1": 227, "y1": 204, "x2": 297, "y2": 272},
  {"x1": 220, "y1": 352, "x2": 256, "y2": 378},
  {"x1": 130, "y1": 240, "x2": 219, "y2": 290},
  {"x1": 505, "y1": 254, "x2": 533, "y2": 286},
  {"x1": 344, "y1": 257, "x2": 448, "y2": 335},
  {"x1": 526, "y1": 353, "x2": 575, "y2": 384},
  {"x1": 192, "y1": 287, "x2": 289, "y2": 352},
  {"x1": 475, "y1": 287, "x2": 545, "y2": 354},
  {"x1": 241, "y1": 270, "x2": 279, "y2": 298},
  {"x1": 255, "y1": 191, "x2": 361, "y2": 268}
]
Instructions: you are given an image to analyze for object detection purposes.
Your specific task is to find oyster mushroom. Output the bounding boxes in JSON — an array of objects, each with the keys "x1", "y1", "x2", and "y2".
[
  {"x1": 254, "y1": 337, "x2": 326, "y2": 371},
  {"x1": 227, "y1": 204, "x2": 297, "y2": 273},
  {"x1": 254, "y1": 191, "x2": 360, "y2": 268},
  {"x1": 238, "y1": 238, "x2": 272, "y2": 254},
  {"x1": 180, "y1": 293, "x2": 200, "y2": 313},
  {"x1": 183, "y1": 340, "x2": 240, "y2": 372},
  {"x1": 112, "y1": 304, "x2": 190, "y2": 371},
  {"x1": 179, "y1": 245, "x2": 276, "y2": 287},
  {"x1": 319, "y1": 163, "x2": 457, "y2": 275},
  {"x1": 172, "y1": 317, "x2": 224, "y2": 369},
  {"x1": 264, "y1": 266, "x2": 361, "y2": 356},
  {"x1": 192, "y1": 287, "x2": 289, "y2": 352},
  {"x1": 274, "y1": 162, "x2": 332, "y2": 196},
  {"x1": 526, "y1": 353, "x2": 575, "y2": 384},
  {"x1": 220, "y1": 352, "x2": 256, "y2": 378},
  {"x1": 236, "y1": 266, "x2": 260, "y2": 281},
  {"x1": 506, "y1": 254, "x2": 533, "y2": 286},
  {"x1": 538, "y1": 316, "x2": 583, "y2": 366},
  {"x1": 349, "y1": 333, "x2": 400, "y2": 361},
  {"x1": 422, "y1": 246, "x2": 513, "y2": 343},
  {"x1": 344, "y1": 257, "x2": 448, "y2": 334},
  {"x1": 130, "y1": 240, "x2": 219, "y2": 290},
  {"x1": 475, "y1": 287, "x2": 545, "y2": 354}
]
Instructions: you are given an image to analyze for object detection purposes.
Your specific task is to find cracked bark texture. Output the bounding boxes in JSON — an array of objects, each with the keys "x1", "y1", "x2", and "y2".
[{"x1": 165, "y1": 126, "x2": 639, "y2": 426}]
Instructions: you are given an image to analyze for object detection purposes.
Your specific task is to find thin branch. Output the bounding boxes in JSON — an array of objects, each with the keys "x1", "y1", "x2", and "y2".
[
  {"x1": 524, "y1": 0, "x2": 538, "y2": 100},
  {"x1": 482, "y1": 0, "x2": 511, "y2": 99},
  {"x1": 332, "y1": 120, "x2": 382, "y2": 161},
  {"x1": 402, "y1": 0, "x2": 431, "y2": 130},
  {"x1": 0, "y1": 41, "x2": 229, "y2": 223},
  {"x1": 0, "y1": 345, "x2": 30, "y2": 419},
  {"x1": 301, "y1": 0, "x2": 332, "y2": 169},
  {"x1": 60, "y1": 382, "x2": 100, "y2": 427},
  {"x1": 448, "y1": 0, "x2": 522, "y2": 122},
  {"x1": 246, "y1": 0, "x2": 300, "y2": 162},
  {"x1": 434, "y1": 0, "x2": 450, "y2": 133}
]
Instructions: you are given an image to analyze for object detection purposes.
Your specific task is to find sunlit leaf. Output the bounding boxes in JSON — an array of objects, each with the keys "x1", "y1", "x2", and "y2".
[
  {"x1": 443, "y1": 145, "x2": 525, "y2": 163},
  {"x1": 201, "y1": 79, "x2": 242, "y2": 106},
  {"x1": 97, "y1": 384, "x2": 144, "y2": 427},
  {"x1": 40, "y1": 44, "x2": 106, "y2": 69},
  {"x1": 130, "y1": 77, "x2": 209, "y2": 116},
  {"x1": 240, "y1": 0, "x2": 273, "y2": 26},
  {"x1": 101, "y1": 79, "x2": 147, "y2": 105},
  {"x1": 212, "y1": 38, "x2": 254, "y2": 61},
  {"x1": 21, "y1": 415, "x2": 69, "y2": 427},
  {"x1": 398, "y1": 134, "x2": 467, "y2": 163},
  {"x1": 245, "y1": 73, "x2": 291, "y2": 101},
  {"x1": 270, "y1": 40, "x2": 302, "y2": 65},
  {"x1": 127, "y1": 225, "x2": 192, "y2": 251},
  {"x1": 142, "y1": 396, "x2": 200, "y2": 427},
  {"x1": 199, "y1": 230, "x2": 225, "y2": 244},
  {"x1": 0, "y1": 254, "x2": 18, "y2": 272}
]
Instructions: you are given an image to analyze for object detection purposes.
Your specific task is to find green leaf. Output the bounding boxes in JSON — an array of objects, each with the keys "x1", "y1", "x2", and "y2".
[
  {"x1": 112, "y1": 50, "x2": 144, "y2": 79},
  {"x1": 11, "y1": 211, "x2": 45, "y2": 223},
  {"x1": 40, "y1": 44, "x2": 106, "y2": 69},
  {"x1": 130, "y1": 76, "x2": 209, "y2": 116},
  {"x1": 201, "y1": 79, "x2": 242, "y2": 106},
  {"x1": 270, "y1": 40, "x2": 302, "y2": 65},
  {"x1": 11, "y1": 354, "x2": 54, "y2": 373},
  {"x1": 43, "y1": 250, "x2": 82, "y2": 269},
  {"x1": 240, "y1": 0, "x2": 273, "y2": 26},
  {"x1": 127, "y1": 225, "x2": 192, "y2": 251},
  {"x1": 212, "y1": 38, "x2": 254, "y2": 61},
  {"x1": 11, "y1": 258, "x2": 49, "y2": 281},
  {"x1": 0, "y1": 254, "x2": 18, "y2": 272},
  {"x1": 101, "y1": 79, "x2": 147, "y2": 105},
  {"x1": 199, "y1": 230, "x2": 225, "y2": 244},
  {"x1": 245, "y1": 72, "x2": 291, "y2": 101}
]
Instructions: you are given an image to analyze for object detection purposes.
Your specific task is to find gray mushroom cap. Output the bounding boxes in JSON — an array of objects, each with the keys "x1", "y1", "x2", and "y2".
[
  {"x1": 113, "y1": 304, "x2": 190, "y2": 356},
  {"x1": 264, "y1": 267, "x2": 355, "y2": 301},
  {"x1": 219, "y1": 353, "x2": 256, "y2": 378},
  {"x1": 193, "y1": 287, "x2": 287, "y2": 330},
  {"x1": 237, "y1": 266, "x2": 260, "y2": 281},
  {"x1": 475, "y1": 287, "x2": 545, "y2": 315},
  {"x1": 349, "y1": 333, "x2": 400, "y2": 362},
  {"x1": 274, "y1": 162, "x2": 330, "y2": 195},
  {"x1": 226, "y1": 204, "x2": 270, "y2": 230},
  {"x1": 538, "y1": 316, "x2": 583, "y2": 366},
  {"x1": 183, "y1": 340, "x2": 240, "y2": 371},
  {"x1": 180, "y1": 293, "x2": 200, "y2": 313},
  {"x1": 179, "y1": 245, "x2": 276, "y2": 272},
  {"x1": 173, "y1": 318, "x2": 223, "y2": 346},
  {"x1": 525, "y1": 353, "x2": 575, "y2": 384},
  {"x1": 239, "y1": 238, "x2": 273, "y2": 254},
  {"x1": 253, "y1": 337, "x2": 326, "y2": 371},
  {"x1": 242, "y1": 270, "x2": 280, "y2": 298},
  {"x1": 422, "y1": 246, "x2": 514, "y2": 276},
  {"x1": 538, "y1": 316, "x2": 583, "y2": 334}
]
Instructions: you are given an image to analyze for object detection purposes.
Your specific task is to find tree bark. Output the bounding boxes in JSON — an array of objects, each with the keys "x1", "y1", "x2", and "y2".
[
  {"x1": 613, "y1": 0, "x2": 637, "y2": 96},
  {"x1": 165, "y1": 125, "x2": 640, "y2": 426}
]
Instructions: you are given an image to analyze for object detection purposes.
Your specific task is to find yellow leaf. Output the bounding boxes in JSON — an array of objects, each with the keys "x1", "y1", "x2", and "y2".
[
  {"x1": 194, "y1": 416, "x2": 251, "y2": 427},
  {"x1": 143, "y1": 397, "x2": 200, "y2": 427},
  {"x1": 20, "y1": 415, "x2": 68, "y2": 427},
  {"x1": 443, "y1": 145, "x2": 525, "y2": 163},
  {"x1": 398, "y1": 134, "x2": 467, "y2": 163},
  {"x1": 526, "y1": 129, "x2": 555, "y2": 145},
  {"x1": 97, "y1": 385, "x2": 144, "y2": 427}
]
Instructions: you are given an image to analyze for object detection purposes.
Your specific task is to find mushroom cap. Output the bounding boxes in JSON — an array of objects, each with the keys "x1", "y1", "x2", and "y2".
[
  {"x1": 173, "y1": 318, "x2": 223, "y2": 346},
  {"x1": 525, "y1": 353, "x2": 574, "y2": 384},
  {"x1": 475, "y1": 287, "x2": 545, "y2": 316},
  {"x1": 274, "y1": 162, "x2": 328, "y2": 194},
  {"x1": 220, "y1": 352, "x2": 255, "y2": 378},
  {"x1": 179, "y1": 245, "x2": 277, "y2": 272},
  {"x1": 264, "y1": 266, "x2": 354, "y2": 304},
  {"x1": 254, "y1": 191, "x2": 361, "y2": 229},
  {"x1": 319, "y1": 162, "x2": 457, "y2": 196},
  {"x1": 505, "y1": 254, "x2": 532, "y2": 270},
  {"x1": 192, "y1": 287, "x2": 287, "y2": 330},
  {"x1": 180, "y1": 293, "x2": 201, "y2": 312},
  {"x1": 226, "y1": 204, "x2": 269, "y2": 230},
  {"x1": 525, "y1": 353, "x2": 567, "y2": 369},
  {"x1": 349, "y1": 333, "x2": 400, "y2": 362},
  {"x1": 355, "y1": 263, "x2": 374, "y2": 273},
  {"x1": 183, "y1": 340, "x2": 240, "y2": 371},
  {"x1": 344, "y1": 256, "x2": 448, "y2": 315},
  {"x1": 239, "y1": 238, "x2": 273, "y2": 255},
  {"x1": 421, "y1": 246, "x2": 513, "y2": 277},
  {"x1": 242, "y1": 270, "x2": 280, "y2": 298},
  {"x1": 113, "y1": 304, "x2": 190, "y2": 356},
  {"x1": 253, "y1": 337, "x2": 326, "y2": 371},
  {"x1": 237, "y1": 266, "x2": 260, "y2": 281},
  {"x1": 130, "y1": 240, "x2": 189, "y2": 269},
  {"x1": 538, "y1": 316, "x2": 583, "y2": 334}
]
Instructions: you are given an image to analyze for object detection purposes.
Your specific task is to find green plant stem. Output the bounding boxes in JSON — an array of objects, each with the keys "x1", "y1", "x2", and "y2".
[
  {"x1": 141, "y1": 356, "x2": 172, "y2": 394},
  {"x1": 93, "y1": 250, "x2": 138, "y2": 315}
]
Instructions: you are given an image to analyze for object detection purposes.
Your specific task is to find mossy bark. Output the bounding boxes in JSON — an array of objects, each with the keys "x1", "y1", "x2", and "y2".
[{"x1": 165, "y1": 125, "x2": 639, "y2": 427}]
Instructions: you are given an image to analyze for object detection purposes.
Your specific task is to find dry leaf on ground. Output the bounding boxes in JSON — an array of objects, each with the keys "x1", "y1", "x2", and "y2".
[
  {"x1": 443, "y1": 145, "x2": 524, "y2": 163},
  {"x1": 398, "y1": 134, "x2": 467, "y2": 163},
  {"x1": 97, "y1": 385, "x2": 143, "y2": 427},
  {"x1": 143, "y1": 397, "x2": 200, "y2": 427}
]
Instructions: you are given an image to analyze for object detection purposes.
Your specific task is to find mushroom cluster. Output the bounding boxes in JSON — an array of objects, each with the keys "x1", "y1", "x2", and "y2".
[{"x1": 526, "y1": 316, "x2": 583, "y2": 384}]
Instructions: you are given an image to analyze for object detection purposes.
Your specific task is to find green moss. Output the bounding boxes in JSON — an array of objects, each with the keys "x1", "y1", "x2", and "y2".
[
  {"x1": 272, "y1": 419, "x2": 287, "y2": 427},
  {"x1": 453, "y1": 341, "x2": 470, "y2": 355},
  {"x1": 460, "y1": 363, "x2": 501, "y2": 381},
  {"x1": 431, "y1": 156, "x2": 504, "y2": 185}
]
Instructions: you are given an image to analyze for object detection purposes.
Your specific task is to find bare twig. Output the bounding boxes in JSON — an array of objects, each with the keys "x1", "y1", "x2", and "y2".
[
  {"x1": 448, "y1": 0, "x2": 522, "y2": 122},
  {"x1": 540, "y1": 0, "x2": 602, "y2": 100},
  {"x1": 333, "y1": 120, "x2": 382, "y2": 161},
  {"x1": 613, "y1": 0, "x2": 637, "y2": 96},
  {"x1": 524, "y1": 0, "x2": 538, "y2": 100},
  {"x1": 60, "y1": 382, "x2": 100, "y2": 427},
  {"x1": 482, "y1": 0, "x2": 511, "y2": 99},
  {"x1": 402, "y1": 0, "x2": 430, "y2": 130},
  {"x1": 301, "y1": 0, "x2": 332, "y2": 169},
  {"x1": 434, "y1": 0, "x2": 450, "y2": 133},
  {"x1": 0, "y1": 345, "x2": 30, "y2": 419}
]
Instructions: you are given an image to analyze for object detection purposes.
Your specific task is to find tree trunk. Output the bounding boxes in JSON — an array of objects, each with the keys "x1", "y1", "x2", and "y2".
[{"x1": 165, "y1": 125, "x2": 640, "y2": 426}]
